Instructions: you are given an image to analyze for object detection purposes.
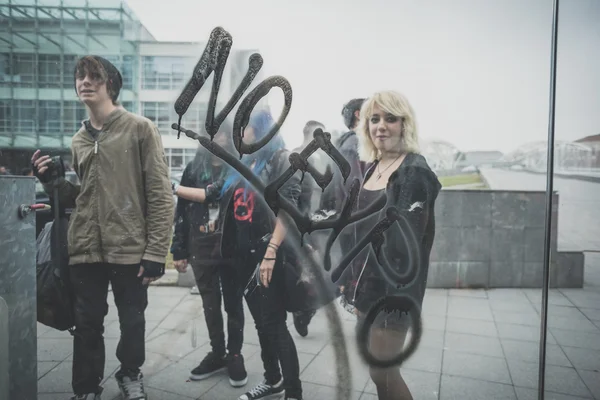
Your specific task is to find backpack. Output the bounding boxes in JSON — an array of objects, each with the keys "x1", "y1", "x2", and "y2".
[{"x1": 36, "y1": 199, "x2": 75, "y2": 333}]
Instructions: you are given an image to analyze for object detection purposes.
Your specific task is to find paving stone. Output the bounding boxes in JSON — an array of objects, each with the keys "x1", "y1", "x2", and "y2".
[
  {"x1": 446, "y1": 317, "x2": 498, "y2": 337},
  {"x1": 444, "y1": 332, "x2": 504, "y2": 358},
  {"x1": 507, "y1": 359, "x2": 592, "y2": 398},
  {"x1": 364, "y1": 368, "x2": 440, "y2": 399},
  {"x1": 501, "y1": 338, "x2": 571, "y2": 367},
  {"x1": 442, "y1": 351, "x2": 512, "y2": 385},
  {"x1": 440, "y1": 375, "x2": 516, "y2": 400}
]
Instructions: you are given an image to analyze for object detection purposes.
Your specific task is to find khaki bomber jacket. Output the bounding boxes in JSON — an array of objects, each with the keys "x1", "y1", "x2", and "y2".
[{"x1": 45, "y1": 108, "x2": 174, "y2": 266}]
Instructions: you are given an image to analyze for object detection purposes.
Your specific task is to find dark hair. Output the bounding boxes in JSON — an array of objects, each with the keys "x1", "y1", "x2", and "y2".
[
  {"x1": 74, "y1": 56, "x2": 123, "y2": 105},
  {"x1": 341, "y1": 98, "x2": 366, "y2": 130},
  {"x1": 303, "y1": 120, "x2": 325, "y2": 141}
]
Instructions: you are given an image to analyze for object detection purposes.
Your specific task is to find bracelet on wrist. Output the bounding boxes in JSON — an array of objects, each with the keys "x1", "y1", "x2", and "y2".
[{"x1": 263, "y1": 257, "x2": 277, "y2": 261}]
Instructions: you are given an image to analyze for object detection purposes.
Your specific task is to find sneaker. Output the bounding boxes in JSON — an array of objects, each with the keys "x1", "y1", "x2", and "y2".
[
  {"x1": 115, "y1": 370, "x2": 147, "y2": 400},
  {"x1": 190, "y1": 286, "x2": 200, "y2": 295},
  {"x1": 228, "y1": 353, "x2": 248, "y2": 387},
  {"x1": 190, "y1": 351, "x2": 227, "y2": 380},
  {"x1": 238, "y1": 378, "x2": 284, "y2": 400},
  {"x1": 293, "y1": 310, "x2": 316, "y2": 337}
]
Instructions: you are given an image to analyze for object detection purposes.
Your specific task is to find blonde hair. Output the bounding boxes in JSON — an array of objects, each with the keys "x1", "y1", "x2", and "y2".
[{"x1": 357, "y1": 90, "x2": 420, "y2": 162}]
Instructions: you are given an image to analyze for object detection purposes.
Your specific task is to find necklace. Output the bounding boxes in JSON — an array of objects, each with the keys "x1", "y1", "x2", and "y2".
[{"x1": 376, "y1": 153, "x2": 403, "y2": 181}]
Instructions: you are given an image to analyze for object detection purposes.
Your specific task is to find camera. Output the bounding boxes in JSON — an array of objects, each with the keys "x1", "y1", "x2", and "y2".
[{"x1": 34, "y1": 155, "x2": 66, "y2": 183}]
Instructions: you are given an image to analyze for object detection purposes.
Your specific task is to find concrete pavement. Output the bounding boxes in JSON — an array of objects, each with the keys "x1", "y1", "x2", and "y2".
[{"x1": 37, "y1": 266, "x2": 600, "y2": 400}]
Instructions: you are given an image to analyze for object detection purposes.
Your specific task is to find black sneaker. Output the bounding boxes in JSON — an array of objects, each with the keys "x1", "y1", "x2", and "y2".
[
  {"x1": 115, "y1": 370, "x2": 147, "y2": 400},
  {"x1": 190, "y1": 351, "x2": 227, "y2": 381},
  {"x1": 293, "y1": 310, "x2": 316, "y2": 337},
  {"x1": 238, "y1": 378, "x2": 284, "y2": 400},
  {"x1": 228, "y1": 353, "x2": 248, "y2": 387}
]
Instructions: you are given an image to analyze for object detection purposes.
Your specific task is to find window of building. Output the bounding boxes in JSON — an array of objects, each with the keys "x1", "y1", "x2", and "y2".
[
  {"x1": 141, "y1": 56, "x2": 195, "y2": 90},
  {"x1": 15, "y1": 100, "x2": 36, "y2": 133},
  {"x1": 142, "y1": 101, "x2": 175, "y2": 134},
  {"x1": 0, "y1": 101, "x2": 11, "y2": 133},
  {"x1": 39, "y1": 54, "x2": 62, "y2": 88},
  {"x1": 165, "y1": 148, "x2": 197, "y2": 171},
  {"x1": 122, "y1": 55, "x2": 135, "y2": 90},
  {"x1": 12, "y1": 54, "x2": 36, "y2": 88},
  {"x1": 38, "y1": 101, "x2": 62, "y2": 134},
  {"x1": 63, "y1": 54, "x2": 79, "y2": 88},
  {"x1": 0, "y1": 54, "x2": 9, "y2": 86},
  {"x1": 63, "y1": 101, "x2": 88, "y2": 133}
]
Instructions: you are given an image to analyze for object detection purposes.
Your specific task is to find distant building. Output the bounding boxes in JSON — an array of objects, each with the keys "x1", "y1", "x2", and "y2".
[
  {"x1": 502, "y1": 140, "x2": 594, "y2": 171},
  {"x1": 575, "y1": 134, "x2": 600, "y2": 168},
  {"x1": 0, "y1": 0, "x2": 264, "y2": 173}
]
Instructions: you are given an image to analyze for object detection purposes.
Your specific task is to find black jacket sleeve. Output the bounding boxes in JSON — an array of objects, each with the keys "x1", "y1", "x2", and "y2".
[
  {"x1": 170, "y1": 163, "x2": 194, "y2": 261},
  {"x1": 382, "y1": 166, "x2": 441, "y2": 271}
]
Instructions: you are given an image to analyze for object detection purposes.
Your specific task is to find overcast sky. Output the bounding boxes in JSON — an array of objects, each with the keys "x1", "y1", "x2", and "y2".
[{"x1": 125, "y1": 0, "x2": 599, "y2": 153}]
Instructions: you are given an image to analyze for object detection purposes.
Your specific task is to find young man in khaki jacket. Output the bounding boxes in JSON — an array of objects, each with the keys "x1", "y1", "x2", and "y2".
[{"x1": 32, "y1": 56, "x2": 174, "y2": 400}]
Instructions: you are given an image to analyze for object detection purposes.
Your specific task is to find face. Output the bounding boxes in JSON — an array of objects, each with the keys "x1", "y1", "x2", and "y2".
[
  {"x1": 75, "y1": 70, "x2": 111, "y2": 106},
  {"x1": 368, "y1": 104, "x2": 403, "y2": 154}
]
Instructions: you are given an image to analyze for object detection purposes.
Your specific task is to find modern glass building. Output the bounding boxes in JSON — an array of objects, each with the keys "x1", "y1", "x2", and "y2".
[{"x1": 0, "y1": 0, "x2": 262, "y2": 173}]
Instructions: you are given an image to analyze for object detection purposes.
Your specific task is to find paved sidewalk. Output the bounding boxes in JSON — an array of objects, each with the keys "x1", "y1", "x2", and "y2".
[{"x1": 36, "y1": 271, "x2": 600, "y2": 400}]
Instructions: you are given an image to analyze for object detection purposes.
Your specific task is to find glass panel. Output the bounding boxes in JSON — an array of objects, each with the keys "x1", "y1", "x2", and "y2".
[
  {"x1": 14, "y1": 100, "x2": 35, "y2": 133},
  {"x1": 0, "y1": 101, "x2": 11, "y2": 134},
  {"x1": 544, "y1": 2, "x2": 600, "y2": 399},
  {"x1": 4, "y1": 2, "x2": 595, "y2": 399},
  {"x1": 38, "y1": 101, "x2": 61, "y2": 135},
  {"x1": 38, "y1": 54, "x2": 61, "y2": 88},
  {"x1": 12, "y1": 54, "x2": 35, "y2": 88}
]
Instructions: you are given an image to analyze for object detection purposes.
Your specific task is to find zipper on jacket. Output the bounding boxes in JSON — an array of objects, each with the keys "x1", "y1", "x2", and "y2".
[{"x1": 94, "y1": 141, "x2": 98, "y2": 154}]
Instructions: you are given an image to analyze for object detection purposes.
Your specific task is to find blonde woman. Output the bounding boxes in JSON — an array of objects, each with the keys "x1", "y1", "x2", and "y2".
[{"x1": 338, "y1": 90, "x2": 441, "y2": 400}]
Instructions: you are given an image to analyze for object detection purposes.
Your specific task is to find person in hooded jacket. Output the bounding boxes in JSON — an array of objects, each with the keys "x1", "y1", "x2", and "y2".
[
  {"x1": 171, "y1": 123, "x2": 248, "y2": 388},
  {"x1": 173, "y1": 110, "x2": 304, "y2": 400}
]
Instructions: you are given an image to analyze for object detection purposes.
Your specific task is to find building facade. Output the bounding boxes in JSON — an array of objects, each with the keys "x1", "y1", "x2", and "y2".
[{"x1": 0, "y1": 0, "x2": 262, "y2": 173}]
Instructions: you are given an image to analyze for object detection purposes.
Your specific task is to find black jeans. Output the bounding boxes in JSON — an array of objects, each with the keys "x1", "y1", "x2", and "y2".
[
  {"x1": 240, "y1": 252, "x2": 302, "y2": 398},
  {"x1": 190, "y1": 248, "x2": 245, "y2": 356},
  {"x1": 69, "y1": 263, "x2": 148, "y2": 395}
]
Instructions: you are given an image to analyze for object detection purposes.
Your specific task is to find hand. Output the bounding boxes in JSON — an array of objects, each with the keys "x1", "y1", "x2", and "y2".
[
  {"x1": 173, "y1": 259, "x2": 188, "y2": 273},
  {"x1": 31, "y1": 150, "x2": 52, "y2": 178},
  {"x1": 137, "y1": 266, "x2": 158, "y2": 285},
  {"x1": 137, "y1": 260, "x2": 165, "y2": 285},
  {"x1": 259, "y1": 247, "x2": 277, "y2": 288}
]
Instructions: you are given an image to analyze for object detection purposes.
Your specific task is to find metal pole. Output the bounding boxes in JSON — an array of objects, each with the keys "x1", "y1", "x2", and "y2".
[{"x1": 538, "y1": 0, "x2": 560, "y2": 398}]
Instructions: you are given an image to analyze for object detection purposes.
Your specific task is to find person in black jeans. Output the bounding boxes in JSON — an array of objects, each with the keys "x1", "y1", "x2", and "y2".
[
  {"x1": 171, "y1": 125, "x2": 247, "y2": 387},
  {"x1": 174, "y1": 110, "x2": 303, "y2": 400},
  {"x1": 32, "y1": 56, "x2": 173, "y2": 400}
]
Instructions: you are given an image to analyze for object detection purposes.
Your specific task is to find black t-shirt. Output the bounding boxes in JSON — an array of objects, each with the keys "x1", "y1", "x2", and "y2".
[{"x1": 232, "y1": 183, "x2": 270, "y2": 254}]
